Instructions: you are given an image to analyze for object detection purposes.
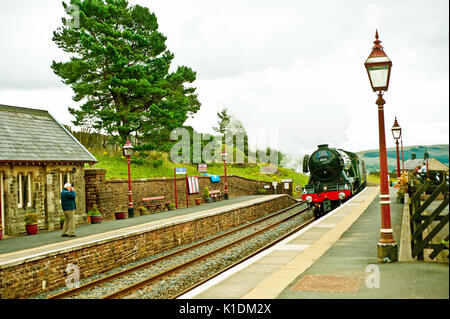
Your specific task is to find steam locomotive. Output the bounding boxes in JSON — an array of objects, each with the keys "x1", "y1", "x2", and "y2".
[{"x1": 302, "y1": 144, "x2": 366, "y2": 218}]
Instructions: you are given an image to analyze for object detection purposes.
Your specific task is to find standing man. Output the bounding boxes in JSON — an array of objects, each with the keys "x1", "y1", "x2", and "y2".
[{"x1": 61, "y1": 183, "x2": 76, "y2": 237}]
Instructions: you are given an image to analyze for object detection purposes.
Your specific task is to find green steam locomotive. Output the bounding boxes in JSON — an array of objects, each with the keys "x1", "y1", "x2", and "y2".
[{"x1": 302, "y1": 144, "x2": 366, "y2": 218}]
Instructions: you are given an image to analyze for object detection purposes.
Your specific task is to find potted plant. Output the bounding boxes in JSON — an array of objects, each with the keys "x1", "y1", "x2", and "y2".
[
  {"x1": 24, "y1": 213, "x2": 38, "y2": 235},
  {"x1": 194, "y1": 198, "x2": 202, "y2": 206},
  {"x1": 87, "y1": 204, "x2": 102, "y2": 224},
  {"x1": 137, "y1": 206, "x2": 147, "y2": 216},
  {"x1": 115, "y1": 211, "x2": 126, "y2": 220},
  {"x1": 396, "y1": 189, "x2": 404, "y2": 203},
  {"x1": 203, "y1": 186, "x2": 212, "y2": 203},
  {"x1": 59, "y1": 216, "x2": 65, "y2": 229},
  {"x1": 167, "y1": 203, "x2": 175, "y2": 211}
]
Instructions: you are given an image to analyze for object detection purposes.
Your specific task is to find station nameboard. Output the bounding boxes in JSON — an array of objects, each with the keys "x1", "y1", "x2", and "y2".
[
  {"x1": 197, "y1": 163, "x2": 207, "y2": 173},
  {"x1": 175, "y1": 167, "x2": 187, "y2": 175}
]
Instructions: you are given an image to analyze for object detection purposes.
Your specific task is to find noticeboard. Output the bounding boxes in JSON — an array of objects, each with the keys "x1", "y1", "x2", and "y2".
[{"x1": 197, "y1": 163, "x2": 207, "y2": 173}]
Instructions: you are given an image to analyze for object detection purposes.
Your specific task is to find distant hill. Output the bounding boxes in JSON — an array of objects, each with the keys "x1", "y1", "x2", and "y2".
[{"x1": 357, "y1": 144, "x2": 449, "y2": 173}]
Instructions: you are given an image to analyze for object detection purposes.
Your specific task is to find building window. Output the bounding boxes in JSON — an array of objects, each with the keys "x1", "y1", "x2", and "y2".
[
  {"x1": 60, "y1": 171, "x2": 74, "y2": 189},
  {"x1": 17, "y1": 173, "x2": 32, "y2": 208}
]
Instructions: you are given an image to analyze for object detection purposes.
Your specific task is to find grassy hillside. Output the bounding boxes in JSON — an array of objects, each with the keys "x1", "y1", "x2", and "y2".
[
  {"x1": 358, "y1": 144, "x2": 449, "y2": 173},
  {"x1": 89, "y1": 150, "x2": 309, "y2": 195}
]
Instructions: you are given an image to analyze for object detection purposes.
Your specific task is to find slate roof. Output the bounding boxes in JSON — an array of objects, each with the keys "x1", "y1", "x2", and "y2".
[
  {"x1": 0, "y1": 104, "x2": 97, "y2": 163},
  {"x1": 404, "y1": 158, "x2": 449, "y2": 172}
]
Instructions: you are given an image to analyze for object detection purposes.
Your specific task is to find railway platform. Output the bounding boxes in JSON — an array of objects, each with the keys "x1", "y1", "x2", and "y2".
[
  {"x1": 0, "y1": 194, "x2": 296, "y2": 298},
  {"x1": 181, "y1": 186, "x2": 449, "y2": 299},
  {"x1": 0, "y1": 195, "x2": 267, "y2": 256}
]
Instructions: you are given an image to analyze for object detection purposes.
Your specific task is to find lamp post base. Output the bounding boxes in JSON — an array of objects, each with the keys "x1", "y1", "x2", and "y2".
[
  {"x1": 377, "y1": 242, "x2": 398, "y2": 263},
  {"x1": 128, "y1": 207, "x2": 134, "y2": 218},
  {"x1": 224, "y1": 193, "x2": 229, "y2": 200}
]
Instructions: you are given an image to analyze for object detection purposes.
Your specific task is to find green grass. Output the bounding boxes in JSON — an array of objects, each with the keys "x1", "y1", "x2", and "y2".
[{"x1": 88, "y1": 150, "x2": 308, "y2": 197}]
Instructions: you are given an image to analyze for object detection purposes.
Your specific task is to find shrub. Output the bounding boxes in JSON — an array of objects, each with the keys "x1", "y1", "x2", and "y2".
[
  {"x1": 203, "y1": 186, "x2": 210, "y2": 199},
  {"x1": 137, "y1": 206, "x2": 147, "y2": 215},
  {"x1": 24, "y1": 213, "x2": 38, "y2": 225},
  {"x1": 87, "y1": 204, "x2": 102, "y2": 216},
  {"x1": 151, "y1": 159, "x2": 163, "y2": 168}
]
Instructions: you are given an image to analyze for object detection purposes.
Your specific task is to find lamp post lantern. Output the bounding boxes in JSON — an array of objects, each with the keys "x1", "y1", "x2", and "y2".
[
  {"x1": 222, "y1": 152, "x2": 229, "y2": 200},
  {"x1": 364, "y1": 30, "x2": 397, "y2": 262},
  {"x1": 123, "y1": 136, "x2": 134, "y2": 218},
  {"x1": 391, "y1": 117, "x2": 402, "y2": 178}
]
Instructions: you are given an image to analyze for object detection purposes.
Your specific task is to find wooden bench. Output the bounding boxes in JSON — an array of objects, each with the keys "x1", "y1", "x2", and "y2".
[
  {"x1": 209, "y1": 190, "x2": 223, "y2": 201},
  {"x1": 142, "y1": 196, "x2": 170, "y2": 213}
]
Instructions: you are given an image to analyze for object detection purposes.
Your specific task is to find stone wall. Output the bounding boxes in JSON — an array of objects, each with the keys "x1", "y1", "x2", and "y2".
[
  {"x1": 0, "y1": 164, "x2": 87, "y2": 236},
  {"x1": 0, "y1": 195, "x2": 296, "y2": 298},
  {"x1": 84, "y1": 168, "x2": 293, "y2": 220}
]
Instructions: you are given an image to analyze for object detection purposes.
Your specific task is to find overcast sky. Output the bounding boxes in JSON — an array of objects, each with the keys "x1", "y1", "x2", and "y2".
[{"x1": 0, "y1": 0, "x2": 448, "y2": 160}]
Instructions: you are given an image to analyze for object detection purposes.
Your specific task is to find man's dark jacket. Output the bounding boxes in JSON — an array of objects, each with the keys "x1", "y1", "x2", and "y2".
[{"x1": 61, "y1": 189, "x2": 76, "y2": 211}]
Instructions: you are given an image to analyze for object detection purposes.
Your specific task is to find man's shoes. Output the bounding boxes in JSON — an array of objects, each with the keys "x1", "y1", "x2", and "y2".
[
  {"x1": 69, "y1": 234, "x2": 77, "y2": 237},
  {"x1": 61, "y1": 234, "x2": 69, "y2": 237}
]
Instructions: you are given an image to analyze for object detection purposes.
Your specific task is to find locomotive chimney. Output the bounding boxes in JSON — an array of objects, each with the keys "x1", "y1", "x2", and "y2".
[{"x1": 318, "y1": 144, "x2": 329, "y2": 149}]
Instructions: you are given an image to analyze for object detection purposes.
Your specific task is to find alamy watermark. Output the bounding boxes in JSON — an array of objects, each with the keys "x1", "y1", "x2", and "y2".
[
  {"x1": 64, "y1": 4, "x2": 80, "y2": 29},
  {"x1": 365, "y1": 264, "x2": 380, "y2": 288},
  {"x1": 65, "y1": 263, "x2": 80, "y2": 289}
]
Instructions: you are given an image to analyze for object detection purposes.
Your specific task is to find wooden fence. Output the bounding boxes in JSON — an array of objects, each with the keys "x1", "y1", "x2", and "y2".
[{"x1": 408, "y1": 172, "x2": 449, "y2": 260}]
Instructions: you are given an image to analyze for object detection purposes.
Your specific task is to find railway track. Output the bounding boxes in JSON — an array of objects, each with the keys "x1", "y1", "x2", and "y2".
[{"x1": 46, "y1": 201, "x2": 312, "y2": 299}]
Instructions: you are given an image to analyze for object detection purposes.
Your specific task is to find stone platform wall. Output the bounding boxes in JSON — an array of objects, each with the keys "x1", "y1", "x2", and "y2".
[
  {"x1": 0, "y1": 195, "x2": 296, "y2": 298},
  {"x1": 85, "y1": 168, "x2": 293, "y2": 220}
]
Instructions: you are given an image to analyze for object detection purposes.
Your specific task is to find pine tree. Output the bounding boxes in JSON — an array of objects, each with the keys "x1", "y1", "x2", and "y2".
[{"x1": 52, "y1": 0, "x2": 201, "y2": 145}]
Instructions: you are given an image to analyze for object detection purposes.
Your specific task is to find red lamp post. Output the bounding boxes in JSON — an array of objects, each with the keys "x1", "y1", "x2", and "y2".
[
  {"x1": 123, "y1": 137, "x2": 134, "y2": 218},
  {"x1": 222, "y1": 152, "x2": 229, "y2": 199},
  {"x1": 364, "y1": 30, "x2": 397, "y2": 262},
  {"x1": 391, "y1": 117, "x2": 402, "y2": 178},
  {"x1": 400, "y1": 136, "x2": 405, "y2": 174}
]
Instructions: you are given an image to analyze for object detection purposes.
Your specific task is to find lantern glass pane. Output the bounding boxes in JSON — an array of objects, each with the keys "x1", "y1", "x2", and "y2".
[
  {"x1": 123, "y1": 148, "x2": 133, "y2": 157},
  {"x1": 368, "y1": 66, "x2": 389, "y2": 89},
  {"x1": 392, "y1": 128, "x2": 402, "y2": 139},
  {"x1": 392, "y1": 129, "x2": 401, "y2": 139}
]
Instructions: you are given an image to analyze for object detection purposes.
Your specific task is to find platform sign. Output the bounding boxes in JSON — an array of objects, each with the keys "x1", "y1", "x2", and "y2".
[
  {"x1": 175, "y1": 167, "x2": 187, "y2": 175},
  {"x1": 187, "y1": 176, "x2": 199, "y2": 194},
  {"x1": 197, "y1": 163, "x2": 207, "y2": 173}
]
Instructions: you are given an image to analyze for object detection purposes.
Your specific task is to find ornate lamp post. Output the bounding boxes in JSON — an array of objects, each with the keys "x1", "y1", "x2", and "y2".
[
  {"x1": 364, "y1": 30, "x2": 397, "y2": 262},
  {"x1": 123, "y1": 137, "x2": 134, "y2": 218},
  {"x1": 391, "y1": 117, "x2": 402, "y2": 178},
  {"x1": 222, "y1": 152, "x2": 229, "y2": 199}
]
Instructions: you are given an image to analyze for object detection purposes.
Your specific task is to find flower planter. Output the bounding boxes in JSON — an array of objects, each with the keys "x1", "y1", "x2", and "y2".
[
  {"x1": 25, "y1": 224, "x2": 38, "y2": 235},
  {"x1": 194, "y1": 198, "x2": 202, "y2": 206},
  {"x1": 90, "y1": 215, "x2": 102, "y2": 224},
  {"x1": 115, "y1": 212, "x2": 126, "y2": 220}
]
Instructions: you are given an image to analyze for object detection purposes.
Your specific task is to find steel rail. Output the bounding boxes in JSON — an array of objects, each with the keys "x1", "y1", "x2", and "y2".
[
  {"x1": 47, "y1": 200, "x2": 304, "y2": 299},
  {"x1": 103, "y1": 205, "x2": 310, "y2": 299},
  {"x1": 172, "y1": 216, "x2": 315, "y2": 299}
]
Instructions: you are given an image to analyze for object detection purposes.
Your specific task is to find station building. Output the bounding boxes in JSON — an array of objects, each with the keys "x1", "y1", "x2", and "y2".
[{"x1": 0, "y1": 104, "x2": 97, "y2": 236}]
